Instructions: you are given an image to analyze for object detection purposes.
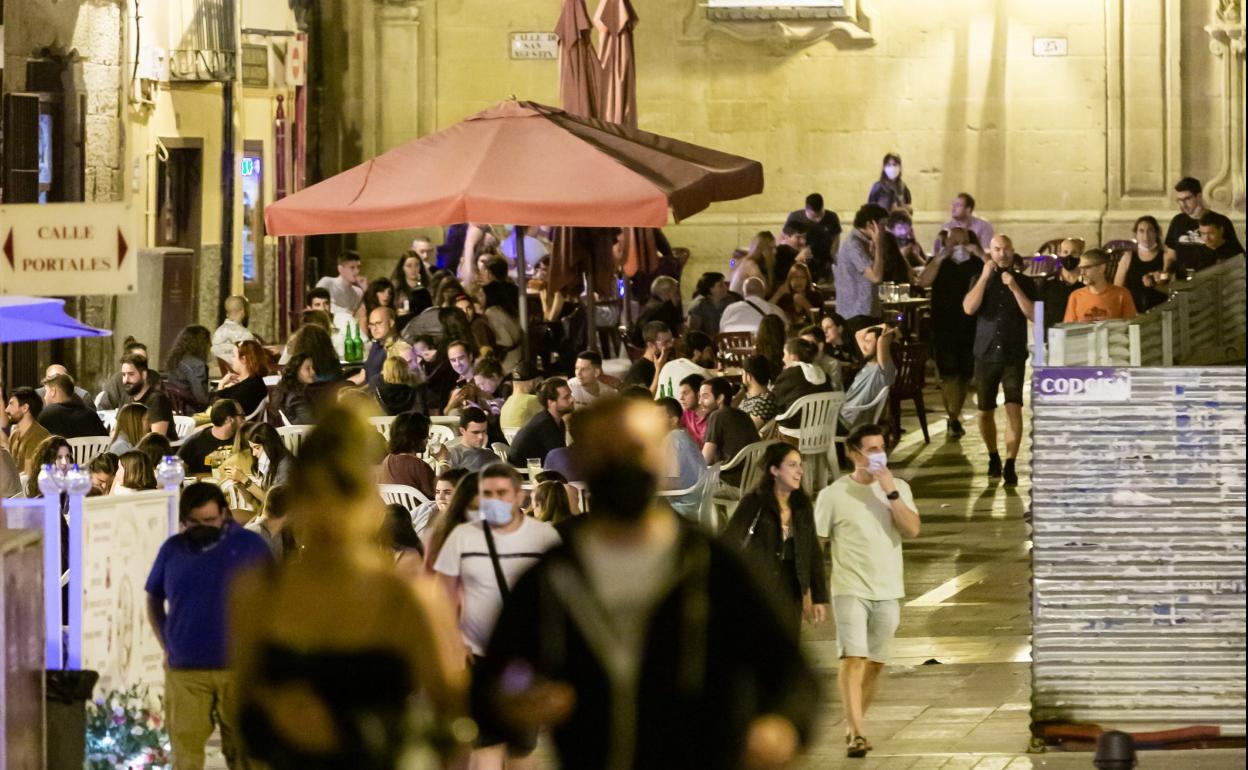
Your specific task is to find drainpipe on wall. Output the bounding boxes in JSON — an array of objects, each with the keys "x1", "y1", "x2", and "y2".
[{"x1": 219, "y1": 80, "x2": 235, "y2": 324}]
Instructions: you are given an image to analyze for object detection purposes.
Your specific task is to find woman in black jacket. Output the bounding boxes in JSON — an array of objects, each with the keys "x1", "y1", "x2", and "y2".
[{"x1": 724, "y1": 442, "x2": 829, "y2": 633}]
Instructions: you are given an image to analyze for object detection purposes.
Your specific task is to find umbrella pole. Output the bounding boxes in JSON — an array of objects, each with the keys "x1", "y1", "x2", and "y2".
[
  {"x1": 585, "y1": 242, "x2": 598, "y2": 354},
  {"x1": 515, "y1": 226, "x2": 530, "y2": 367}
]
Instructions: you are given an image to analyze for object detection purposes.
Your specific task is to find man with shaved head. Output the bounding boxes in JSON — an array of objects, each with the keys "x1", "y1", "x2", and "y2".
[
  {"x1": 36, "y1": 364, "x2": 91, "y2": 404},
  {"x1": 962, "y1": 234, "x2": 1037, "y2": 486}
]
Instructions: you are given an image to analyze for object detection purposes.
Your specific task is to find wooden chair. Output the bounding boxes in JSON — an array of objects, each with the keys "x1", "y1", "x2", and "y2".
[
  {"x1": 1103, "y1": 239, "x2": 1136, "y2": 278},
  {"x1": 715, "y1": 331, "x2": 756, "y2": 369},
  {"x1": 887, "y1": 341, "x2": 930, "y2": 446}
]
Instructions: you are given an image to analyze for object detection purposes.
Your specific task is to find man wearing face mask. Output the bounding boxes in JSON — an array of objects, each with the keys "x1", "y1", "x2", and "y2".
[
  {"x1": 433, "y1": 463, "x2": 560, "y2": 765},
  {"x1": 963, "y1": 235, "x2": 1037, "y2": 486},
  {"x1": 471, "y1": 396, "x2": 820, "y2": 770},
  {"x1": 145, "y1": 483, "x2": 271, "y2": 769},
  {"x1": 814, "y1": 423, "x2": 920, "y2": 758},
  {"x1": 918, "y1": 227, "x2": 982, "y2": 438},
  {"x1": 1037, "y1": 238, "x2": 1085, "y2": 332}
]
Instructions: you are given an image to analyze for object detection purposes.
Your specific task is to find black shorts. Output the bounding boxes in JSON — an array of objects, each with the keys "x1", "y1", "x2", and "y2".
[
  {"x1": 975, "y1": 359, "x2": 1026, "y2": 408},
  {"x1": 934, "y1": 339, "x2": 976, "y2": 381}
]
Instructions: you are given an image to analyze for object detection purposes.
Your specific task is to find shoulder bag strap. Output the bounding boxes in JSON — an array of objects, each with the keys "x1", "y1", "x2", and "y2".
[
  {"x1": 482, "y1": 522, "x2": 511, "y2": 601},
  {"x1": 741, "y1": 507, "x2": 764, "y2": 548}
]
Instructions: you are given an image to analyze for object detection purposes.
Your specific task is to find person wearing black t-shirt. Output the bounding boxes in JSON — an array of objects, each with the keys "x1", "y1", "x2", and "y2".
[
  {"x1": 119, "y1": 354, "x2": 177, "y2": 441},
  {"x1": 1164, "y1": 176, "x2": 1244, "y2": 276},
  {"x1": 1197, "y1": 212, "x2": 1245, "y2": 264},
  {"x1": 176, "y1": 400, "x2": 245, "y2": 474},
  {"x1": 784, "y1": 193, "x2": 842, "y2": 283},
  {"x1": 917, "y1": 227, "x2": 983, "y2": 439},
  {"x1": 962, "y1": 235, "x2": 1037, "y2": 486}
]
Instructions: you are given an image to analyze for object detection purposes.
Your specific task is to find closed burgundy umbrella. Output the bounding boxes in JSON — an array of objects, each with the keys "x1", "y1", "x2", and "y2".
[
  {"x1": 556, "y1": 0, "x2": 600, "y2": 120},
  {"x1": 264, "y1": 99, "x2": 763, "y2": 361}
]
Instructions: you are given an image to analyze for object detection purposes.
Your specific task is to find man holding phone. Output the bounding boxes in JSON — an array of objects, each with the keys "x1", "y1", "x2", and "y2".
[{"x1": 962, "y1": 234, "x2": 1037, "y2": 485}]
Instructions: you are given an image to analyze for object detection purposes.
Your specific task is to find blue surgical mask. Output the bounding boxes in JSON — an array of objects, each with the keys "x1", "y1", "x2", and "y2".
[{"x1": 478, "y1": 497, "x2": 514, "y2": 526}]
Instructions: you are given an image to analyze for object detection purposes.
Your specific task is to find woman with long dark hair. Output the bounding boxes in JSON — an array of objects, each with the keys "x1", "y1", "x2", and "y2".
[
  {"x1": 754, "y1": 314, "x2": 787, "y2": 382},
  {"x1": 1114, "y1": 215, "x2": 1172, "y2": 312},
  {"x1": 164, "y1": 325, "x2": 213, "y2": 408},
  {"x1": 226, "y1": 423, "x2": 294, "y2": 509},
  {"x1": 868, "y1": 152, "x2": 913, "y2": 215},
  {"x1": 390, "y1": 251, "x2": 433, "y2": 327},
  {"x1": 355, "y1": 278, "x2": 396, "y2": 328},
  {"x1": 724, "y1": 443, "x2": 828, "y2": 633},
  {"x1": 269, "y1": 353, "x2": 318, "y2": 426}
]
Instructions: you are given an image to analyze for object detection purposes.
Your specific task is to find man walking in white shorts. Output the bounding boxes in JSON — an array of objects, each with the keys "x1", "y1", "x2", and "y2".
[{"x1": 815, "y1": 423, "x2": 921, "y2": 758}]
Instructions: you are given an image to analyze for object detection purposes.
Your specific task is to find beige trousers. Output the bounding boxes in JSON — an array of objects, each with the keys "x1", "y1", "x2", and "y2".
[{"x1": 165, "y1": 668, "x2": 250, "y2": 770}]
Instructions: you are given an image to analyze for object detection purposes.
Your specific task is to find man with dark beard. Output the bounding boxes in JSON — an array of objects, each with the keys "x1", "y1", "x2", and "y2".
[
  {"x1": 120, "y1": 353, "x2": 177, "y2": 440},
  {"x1": 473, "y1": 396, "x2": 819, "y2": 770}
]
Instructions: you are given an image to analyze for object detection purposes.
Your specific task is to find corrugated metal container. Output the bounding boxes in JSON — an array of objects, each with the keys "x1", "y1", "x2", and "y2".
[{"x1": 1031, "y1": 366, "x2": 1247, "y2": 735}]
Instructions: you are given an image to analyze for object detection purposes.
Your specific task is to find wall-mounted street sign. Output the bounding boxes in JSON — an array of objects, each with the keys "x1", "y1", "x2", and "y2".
[
  {"x1": 510, "y1": 32, "x2": 558, "y2": 60},
  {"x1": 0, "y1": 202, "x2": 137, "y2": 296}
]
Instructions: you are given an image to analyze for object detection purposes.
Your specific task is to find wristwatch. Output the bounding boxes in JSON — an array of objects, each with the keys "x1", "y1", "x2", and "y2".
[{"x1": 886, "y1": 490, "x2": 901, "y2": 501}]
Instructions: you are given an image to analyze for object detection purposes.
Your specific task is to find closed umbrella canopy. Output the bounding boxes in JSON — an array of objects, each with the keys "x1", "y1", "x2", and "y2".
[
  {"x1": 264, "y1": 100, "x2": 763, "y2": 237},
  {"x1": 594, "y1": 0, "x2": 638, "y2": 127},
  {"x1": 0, "y1": 296, "x2": 111, "y2": 343},
  {"x1": 556, "y1": 0, "x2": 600, "y2": 120}
]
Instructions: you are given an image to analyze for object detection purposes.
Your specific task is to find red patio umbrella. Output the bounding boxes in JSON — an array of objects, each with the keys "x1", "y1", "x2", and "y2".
[
  {"x1": 264, "y1": 99, "x2": 763, "y2": 362},
  {"x1": 594, "y1": 0, "x2": 638, "y2": 128}
]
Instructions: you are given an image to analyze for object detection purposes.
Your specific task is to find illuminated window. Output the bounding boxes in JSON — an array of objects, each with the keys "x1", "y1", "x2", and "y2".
[{"x1": 241, "y1": 148, "x2": 263, "y2": 284}]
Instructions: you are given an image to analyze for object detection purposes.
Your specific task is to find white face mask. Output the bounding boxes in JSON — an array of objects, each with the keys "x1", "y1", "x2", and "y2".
[
  {"x1": 867, "y1": 451, "x2": 888, "y2": 473},
  {"x1": 478, "y1": 497, "x2": 514, "y2": 526},
  {"x1": 951, "y1": 246, "x2": 970, "y2": 264},
  {"x1": 884, "y1": 164, "x2": 901, "y2": 181},
  {"x1": 257, "y1": 452, "x2": 270, "y2": 476}
]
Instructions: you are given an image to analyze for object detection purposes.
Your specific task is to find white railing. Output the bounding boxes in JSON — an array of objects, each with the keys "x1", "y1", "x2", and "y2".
[{"x1": 1043, "y1": 257, "x2": 1245, "y2": 367}]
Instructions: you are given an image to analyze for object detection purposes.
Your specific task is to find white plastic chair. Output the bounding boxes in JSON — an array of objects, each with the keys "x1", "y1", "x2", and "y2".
[
  {"x1": 428, "y1": 424, "x2": 455, "y2": 447},
  {"x1": 278, "y1": 425, "x2": 313, "y2": 456},
  {"x1": 370, "y1": 415, "x2": 397, "y2": 441},
  {"x1": 774, "y1": 392, "x2": 844, "y2": 491},
  {"x1": 262, "y1": 375, "x2": 280, "y2": 387},
  {"x1": 502, "y1": 426, "x2": 520, "y2": 444},
  {"x1": 98, "y1": 409, "x2": 118, "y2": 431},
  {"x1": 68, "y1": 436, "x2": 112, "y2": 465},
  {"x1": 173, "y1": 415, "x2": 197, "y2": 440},
  {"x1": 658, "y1": 463, "x2": 721, "y2": 533},
  {"x1": 94, "y1": 391, "x2": 109, "y2": 409},
  {"x1": 712, "y1": 440, "x2": 782, "y2": 520},
  {"x1": 490, "y1": 442, "x2": 510, "y2": 462},
  {"x1": 832, "y1": 386, "x2": 890, "y2": 475},
  {"x1": 430, "y1": 415, "x2": 459, "y2": 430},
  {"x1": 380, "y1": 483, "x2": 431, "y2": 513},
  {"x1": 245, "y1": 396, "x2": 268, "y2": 422}
]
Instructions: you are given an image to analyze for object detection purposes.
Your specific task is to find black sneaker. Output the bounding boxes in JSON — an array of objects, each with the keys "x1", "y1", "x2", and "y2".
[
  {"x1": 987, "y1": 454, "x2": 1002, "y2": 477},
  {"x1": 847, "y1": 735, "x2": 870, "y2": 758},
  {"x1": 947, "y1": 419, "x2": 965, "y2": 439},
  {"x1": 1003, "y1": 459, "x2": 1018, "y2": 485}
]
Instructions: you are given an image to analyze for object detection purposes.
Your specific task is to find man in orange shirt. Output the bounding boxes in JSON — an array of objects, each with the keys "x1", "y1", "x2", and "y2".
[{"x1": 1063, "y1": 249, "x2": 1138, "y2": 323}]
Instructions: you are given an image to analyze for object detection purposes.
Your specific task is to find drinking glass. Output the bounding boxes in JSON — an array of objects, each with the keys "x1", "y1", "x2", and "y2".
[{"x1": 527, "y1": 458, "x2": 543, "y2": 480}]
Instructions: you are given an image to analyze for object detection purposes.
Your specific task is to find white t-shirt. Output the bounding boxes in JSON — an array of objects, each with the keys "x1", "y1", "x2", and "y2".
[
  {"x1": 568, "y1": 377, "x2": 617, "y2": 407},
  {"x1": 316, "y1": 275, "x2": 364, "y2": 314},
  {"x1": 656, "y1": 358, "x2": 711, "y2": 397},
  {"x1": 433, "y1": 516, "x2": 561, "y2": 655},
  {"x1": 814, "y1": 475, "x2": 916, "y2": 601},
  {"x1": 719, "y1": 297, "x2": 788, "y2": 334}
]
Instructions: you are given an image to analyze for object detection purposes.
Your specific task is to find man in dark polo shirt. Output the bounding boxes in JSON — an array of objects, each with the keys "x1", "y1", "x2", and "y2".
[
  {"x1": 507, "y1": 378, "x2": 574, "y2": 467},
  {"x1": 699, "y1": 377, "x2": 759, "y2": 487},
  {"x1": 37, "y1": 373, "x2": 106, "y2": 439},
  {"x1": 785, "y1": 192, "x2": 842, "y2": 283},
  {"x1": 1198, "y1": 212, "x2": 1245, "y2": 265},
  {"x1": 120, "y1": 354, "x2": 178, "y2": 441},
  {"x1": 962, "y1": 235, "x2": 1037, "y2": 486},
  {"x1": 1164, "y1": 176, "x2": 1243, "y2": 276}
]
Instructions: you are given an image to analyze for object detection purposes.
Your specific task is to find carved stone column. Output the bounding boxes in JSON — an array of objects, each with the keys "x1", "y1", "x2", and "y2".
[{"x1": 1205, "y1": 0, "x2": 1245, "y2": 211}]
